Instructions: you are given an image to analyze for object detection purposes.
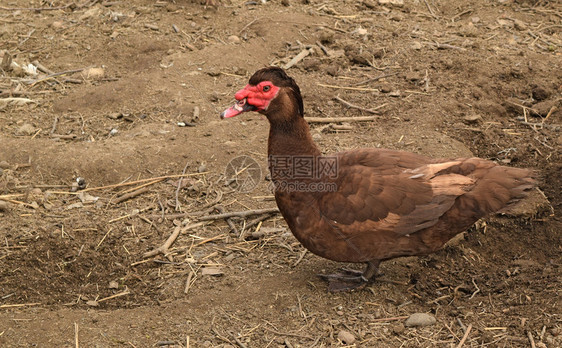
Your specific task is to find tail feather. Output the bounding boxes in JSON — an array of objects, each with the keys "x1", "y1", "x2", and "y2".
[{"x1": 461, "y1": 160, "x2": 536, "y2": 216}]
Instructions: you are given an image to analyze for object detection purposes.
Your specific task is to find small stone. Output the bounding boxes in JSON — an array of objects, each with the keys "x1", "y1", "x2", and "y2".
[
  {"x1": 363, "y1": 0, "x2": 377, "y2": 9},
  {"x1": 82, "y1": 67, "x2": 105, "y2": 80},
  {"x1": 86, "y1": 300, "x2": 99, "y2": 307},
  {"x1": 379, "y1": 0, "x2": 404, "y2": 7},
  {"x1": 227, "y1": 35, "x2": 241, "y2": 44},
  {"x1": 17, "y1": 123, "x2": 36, "y2": 136},
  {"x1": 513, "y1": 19, "x2": 528, "y2": 31},
  {"x1": 354, "y1": 27, "x2": 368, "y2": 36},
  {"x1": 405, "y1": 313, "x2": 436, "y2": 327},
  {"x1": 337, "y1": 330, "x2": 356, "y2": 344},
  {"x1": 107, "y1": 112, "x2": 123, "y2": 120},
  {"x1": 411, "y1": 41, "x2": 422, "y2": 50},
  {"x1": 471, "y1": 16, "x2": 480, "y2": 23},
  {"x1": 389, "y1": 90, "x2": 401, "y2": 97},
  {"x1": 532, "y1": 86, "x2": 550, "y2": 101},
  {"x1": 0, "y1": 161, "x2": 9, "y2": 169},
  {"x1": 201, "y1": 267, "x2": 223, "y2": 276},
  {"x1": 379, "y1": 84, "x2": 392, "y2": 93},
  {"x1": 109, "y1": 281, "x2": 119, "y2": 289},
  {"x1": 319, "y1": 31, "x2": 334, "y2": 44},
  {"x1": 392, "y1": 323, "x2": 405, "y2": 334},
  {"x1": 0, "y1": 200, "x2": 10, "y2": 212},
  {"x1": 462, "y1": 114, "x2": 483, "y2": 124},
  {"x1": 405, "y1": 72, "x2": 421, "y2": 82},
  {"x1": 51, "y1": 20, "x2": 64, "y2": 29}
]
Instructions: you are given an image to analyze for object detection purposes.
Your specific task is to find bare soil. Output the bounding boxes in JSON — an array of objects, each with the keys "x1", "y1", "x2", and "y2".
[{"x1": 1, "y1": 0, "x2": 561, "y2": 347}]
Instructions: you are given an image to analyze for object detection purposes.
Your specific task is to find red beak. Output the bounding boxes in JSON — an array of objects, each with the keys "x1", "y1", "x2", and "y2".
[{"x1": 220, "y1": 98, "x2": 256, "y2": 119}]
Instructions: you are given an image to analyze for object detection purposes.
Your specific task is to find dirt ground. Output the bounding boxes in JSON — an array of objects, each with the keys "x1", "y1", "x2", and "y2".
[{"x1": 0, "y1": 0, "x2": 561, "y2": 347}]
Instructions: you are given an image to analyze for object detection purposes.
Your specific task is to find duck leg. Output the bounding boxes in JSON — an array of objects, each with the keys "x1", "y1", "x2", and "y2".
[{"x1": 319, "y1": 260, "x2": 380, "y2": 292}]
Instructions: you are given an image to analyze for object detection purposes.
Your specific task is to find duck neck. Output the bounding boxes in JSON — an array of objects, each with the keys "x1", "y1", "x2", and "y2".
[{"x1": 267, "y1": 116, "x2": 321, "y2": 158}]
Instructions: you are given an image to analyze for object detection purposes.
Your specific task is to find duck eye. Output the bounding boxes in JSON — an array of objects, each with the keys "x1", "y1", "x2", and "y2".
[{"x1": 263, "y1": 85, "x2": 271, "y2": 92}]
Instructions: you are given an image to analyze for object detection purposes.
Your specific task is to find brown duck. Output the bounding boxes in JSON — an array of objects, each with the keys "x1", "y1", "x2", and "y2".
[{"x1": 221, "y1": 67, "x2": 536, "y2": 291}]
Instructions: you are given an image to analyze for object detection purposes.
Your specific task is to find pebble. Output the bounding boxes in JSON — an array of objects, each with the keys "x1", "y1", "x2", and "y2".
[
  {"x1": 82, "y1": 67, "x2": 105, "y2": 80},
  {"x1": 0, "y1": 161, "x2": 9, "y2": 169},
  {"x1": 513, "y1": 19, "x2": 528, "y2": 31},
  {"x1": 392, "y1": 322, "x2": 405, "y2": 334},
  {"x1": 0, "y1": 200, "x2": 10, "y2": 212},
  {"x1": 462, "y1": 114, "x2": 483, "y2": 124},
  {"x1": 108, "y1": 281, "x2": 119, "y2": 289},
  {"x1": 17, "y1": 123, "x2": 36, "y2": 136},
  {"x1": 379, "y1": 0, "x2": 404, "y2": 7},
  {"x1": 227, "y1": 35, "x2": 241, "y2": 44},
  {"x1": 337, "y1": 330, "x2": 356, "y2": 344},
  {"x1": 405, "y1": 313, "x2": 436, "y2": 327},
  {"x1": 51, "y1": 20, "x2": 64, "y2": 29},
  {"x1": 411, "y1": 41, "x2": 422, "y2": 50}
]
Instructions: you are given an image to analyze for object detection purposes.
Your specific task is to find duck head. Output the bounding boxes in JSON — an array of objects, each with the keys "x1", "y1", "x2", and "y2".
[{"x1": 221, "y1": 67, "x2": 304, "y2": 123}]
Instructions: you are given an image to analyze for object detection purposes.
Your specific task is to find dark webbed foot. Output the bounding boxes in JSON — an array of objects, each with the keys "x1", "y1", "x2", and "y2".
[{"x1": 318, "y1": 260, "x2": 380, "y2": 292}]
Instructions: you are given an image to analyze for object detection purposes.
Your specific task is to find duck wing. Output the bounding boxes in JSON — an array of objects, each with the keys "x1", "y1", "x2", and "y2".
[{"x1": 317, "y1": 148, "x2": 475, "y2": 236}]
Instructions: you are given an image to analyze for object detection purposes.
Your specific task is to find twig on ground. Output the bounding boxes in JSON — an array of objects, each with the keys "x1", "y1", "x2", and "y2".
[
  {"x1": 79, "y1": 172, "x2": 208, "y2": 193},
  {"x1": 317, "y1": 83, "x2": 379, "y2": 92},
  {"x1": 283, "y1": 48, "x2": 314, "y2": 70},
  {"x1": 426, "y1": 42, "x2": 466, "y2": 51},
  {"x1": 423, "y1": 0, "x2": 439, "y2": 18},
  {"x1": 74, "y1": 322, "x2": 79, "y2": 348},
  {"x1": 212, "y1": 327, "x2": 233, "y2": 345},
  {"x1": 0, "y1": 4, "x2": 71, "y2": 11},
  {"x1": 239, "y1": 213, "x2": 275, "y2": 240},
  {"x1": 49, "y1": 134, "x2": 77, "y2": 140},
  {"x1": 351, "y1": 72, "x2": 398, "y2": 86},
  {"x1": 175, "y1": 161, "x2": 190, "y2": 211},
  {"x1": 315, "y1": 41, "x2": 329, "y2": 55},
  {"x1": 143, "y1": 221, "x2": 209, "y2": 260},
  {"x1": 50, "y1": 116, "x2": 58, "y2": 135},
  {"x1": 0, "y1": 302, "x2": 40, "y2": 308},
  {"x1": 198, "y1": 208, "x2": 279, "y2": 221},
  {"x1": 214, "y1": 205, "x2": 238, "y2": 234},
  {"x1": 469, "y1": 278, "x2": 480, "y2": 299},
  {"x1": 456, "y1": 324, "x2": 472, "y2": 348},
  {"x1": 29, "y1": 68, "x2": 87, "y2": 87},
  {"x1": 193, "y1": 234, "x2": 225, "y2": 247},
  {"x1": 527, "y1": 331, "x2": 536, "y2": 348},
  {"x1": 369, "y1": 316, "x2": 409, "y2": 323},
  {"x1": 95, "y1": 228, "x2": 113, "y2": 250},
  {"x1": 112, "y1": 187, "x2": 150, "y2": 204},
  {"x1": 335, "y1": 95, "x2": 385, "y2": 114},
  {"x1": 293, "y1": 249, "x2": 307, "y2": 266},
  {"x1": 96, "y1": 289, "x2": 130, "y2": 303},
  {"x1": 184, "y1": 270, "x2": 194, "y2": 294},
  {"x1": 306, "y1": 116, "x2": 377, "y2": 123},
  {"x1": 239, "y1": 18, "x2": 259, "y2": 35}
]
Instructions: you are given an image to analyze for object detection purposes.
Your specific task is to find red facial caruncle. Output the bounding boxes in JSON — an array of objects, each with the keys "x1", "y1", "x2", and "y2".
[{"x1": 221, "y1": 81, "x2": 280, "y2": 119}]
